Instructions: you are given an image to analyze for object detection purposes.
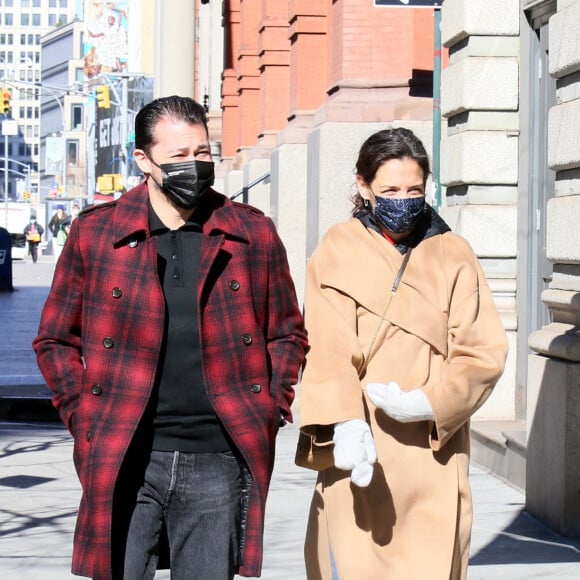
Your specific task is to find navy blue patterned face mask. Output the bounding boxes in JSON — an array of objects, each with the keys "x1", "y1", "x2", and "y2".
[{"x1": 374, "y1": 196, "x2": 425, "y2": 234}]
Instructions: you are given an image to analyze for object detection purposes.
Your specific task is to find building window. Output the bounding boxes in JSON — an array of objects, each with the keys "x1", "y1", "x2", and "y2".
[
  {"x1": 49, "y1": 0, "x2": 57, "y2": 6},
  {"x1": 5, "y1": 13, "x2": 13, "y2": 25},
  {"x1": 60, "y1": 0, "x2": 67, "y2": 7},
  {"x1": 21, "y1": 13, "x2": 30, "y2": 26},
  {"x1": 72, "y1": 105, "x2": 83, "y2": 130},
  {"x1": 22, "y1": 0, "x2": 30, "y2": 7},
  {"x1": 32, "y1": 14, "x2": 40, "y2": 26},
  {"x1": 49, "y1": 13, "x2": 57, "y2": 26},
  {"x1": 67, "y1": 141, "x2": 79, "y2": 167},
  {"x1": 33, "y1": 0, "x2": 41, "y2": 6}
]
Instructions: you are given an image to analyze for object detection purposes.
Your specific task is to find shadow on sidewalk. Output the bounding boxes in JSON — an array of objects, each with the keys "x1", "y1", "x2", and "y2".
[{"x1": 470, "y1": 510, "x2": 580, "y2": 566}]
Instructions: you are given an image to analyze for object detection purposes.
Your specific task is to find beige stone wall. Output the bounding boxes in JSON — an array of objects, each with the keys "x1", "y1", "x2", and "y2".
[{"x1": 440, "y1": 0, "x2": 520, "y2": 422}]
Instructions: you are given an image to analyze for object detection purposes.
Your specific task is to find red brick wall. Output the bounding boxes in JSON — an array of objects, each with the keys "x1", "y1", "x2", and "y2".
[{"x1": 220, "y1": 0, "x2": 444, "y2": 160}]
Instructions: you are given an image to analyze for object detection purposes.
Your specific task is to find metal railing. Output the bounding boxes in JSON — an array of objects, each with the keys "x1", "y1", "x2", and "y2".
[{"x1": 230, "y1": 171, "x2": 270, "y2": 203}]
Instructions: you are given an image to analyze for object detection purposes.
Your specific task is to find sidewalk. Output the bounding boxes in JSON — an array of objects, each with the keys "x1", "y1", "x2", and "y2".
[{"x1": 1, "y1": 258, "x2": 579, "y2": 579}]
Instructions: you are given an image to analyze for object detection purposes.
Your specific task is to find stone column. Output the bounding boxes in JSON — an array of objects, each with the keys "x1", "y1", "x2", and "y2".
[
  {"x1": 270, "y1": 2, "x2": 328, "y2": 305},
  {"x1": 154, "y1": 0, "x2": 195, "y2": 98},
  {"x1": 526, "y1": 1, "x2": 580, "y2": 537},
  {"x1": 440, "y1": 0, "x2": 519, "y2": 422}
]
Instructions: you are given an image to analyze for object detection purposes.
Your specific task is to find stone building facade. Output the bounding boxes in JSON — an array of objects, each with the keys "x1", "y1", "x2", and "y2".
[{"x1": 183, "y1": 0, "x2": 580, "y2": 536}]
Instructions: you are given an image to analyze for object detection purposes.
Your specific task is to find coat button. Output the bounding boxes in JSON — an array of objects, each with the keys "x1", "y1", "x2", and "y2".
[
  {"x1": 86, "y1": 431, "x2": 92, "y2": 441},
  {"x1": 229, "y1": 280, "x2": 240, "y2": 291},
  {"x1": 103, "y1": 337, "x2": 114, "y2": 348},
  {"x1": 112, "y1": 287, "x2": 122, "y2": 298},
  {"x1": 91, "y1": 384, "x2": 102, "y2": 396},
  {"x1": 242, "y1": 334, "x2": 252, "y2": 345},
  {"x1": 251, "y1": 384, "x2": 261, "y2": 393},
  {"x1": 128, "y1": 238, "x2": 138, "y2": 248}
]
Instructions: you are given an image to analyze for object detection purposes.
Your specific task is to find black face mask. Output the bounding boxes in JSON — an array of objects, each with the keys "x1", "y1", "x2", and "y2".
[{"x1": 150, "y1": 158, "x2": 215, "y2": 209}]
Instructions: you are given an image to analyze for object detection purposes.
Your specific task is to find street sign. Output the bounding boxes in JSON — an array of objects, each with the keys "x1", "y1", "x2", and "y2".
[
  {"x1": 375, "y1": 1, "x2": 442, "y2": 6},
  {"x1": 1, "y1": 119, "x2": 18, "y2": 136}
]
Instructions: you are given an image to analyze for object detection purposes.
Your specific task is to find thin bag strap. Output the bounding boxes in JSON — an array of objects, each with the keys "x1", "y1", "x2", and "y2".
[{"x1": 357, "y1": 248, "x2": 412, "y2": 377}]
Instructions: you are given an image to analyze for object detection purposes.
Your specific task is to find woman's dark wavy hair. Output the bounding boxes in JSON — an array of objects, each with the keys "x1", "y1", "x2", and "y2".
[
  {"x1": 352, "y1": 127, "x2": 430, "y2": 216},
  {"x1": 134, "y1": 95, "x2": 209, "y2": 154}
]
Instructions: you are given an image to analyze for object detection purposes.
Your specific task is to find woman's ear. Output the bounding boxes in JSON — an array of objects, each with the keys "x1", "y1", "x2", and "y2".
[{"x1": 356, "y1": 175, "x2": 372, "y2": 201}]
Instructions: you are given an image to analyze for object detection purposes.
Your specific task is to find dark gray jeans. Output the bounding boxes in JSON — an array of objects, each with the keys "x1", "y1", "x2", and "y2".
[{"x1": 120, "y1": 449, "x2": 242, "y2": 580}]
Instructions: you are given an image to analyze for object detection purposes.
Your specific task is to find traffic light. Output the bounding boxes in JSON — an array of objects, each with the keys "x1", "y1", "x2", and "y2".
[
  {"x1": 1, "y1": 88, "x2": 11, "y2": 115},
  {"x1": 95, "y1": 85, "x2": 111, "y2": 109}
]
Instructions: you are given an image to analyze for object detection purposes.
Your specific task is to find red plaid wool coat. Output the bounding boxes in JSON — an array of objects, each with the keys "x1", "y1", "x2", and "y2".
[{"x1": 33, "y1": 183, "x2": 307, "y2": 579}]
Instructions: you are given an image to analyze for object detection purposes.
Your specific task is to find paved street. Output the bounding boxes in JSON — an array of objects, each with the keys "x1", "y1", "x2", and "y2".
[{"x1": 0, "y1": 257, "x2": 579, "y2": 579}]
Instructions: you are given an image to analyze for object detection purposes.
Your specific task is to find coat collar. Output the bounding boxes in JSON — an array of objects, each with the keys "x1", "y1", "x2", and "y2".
[
  {"x1": 105, "y1": 182, "x2": 250, "y2": 246},
  {"x1": 319, "y1": 219, "x2": 449, "y2": 356}
]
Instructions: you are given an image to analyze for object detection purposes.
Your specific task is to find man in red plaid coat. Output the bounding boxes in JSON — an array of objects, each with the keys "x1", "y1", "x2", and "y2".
[{"x1": 33, "y1": 96, "x2": 307, "y2": 580}]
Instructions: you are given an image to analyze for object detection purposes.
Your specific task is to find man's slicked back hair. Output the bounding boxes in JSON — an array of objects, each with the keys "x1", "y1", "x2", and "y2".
[{"x1": 134, "y1": 95, "x2": 209, "y2": 154}]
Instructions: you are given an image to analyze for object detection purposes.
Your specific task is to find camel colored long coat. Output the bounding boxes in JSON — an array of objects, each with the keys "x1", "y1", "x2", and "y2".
[{"x1": 299, "y1": 218, "x2": 508, "y2": 580}]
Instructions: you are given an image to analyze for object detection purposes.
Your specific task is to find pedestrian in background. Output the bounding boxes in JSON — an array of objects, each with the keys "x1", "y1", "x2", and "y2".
[
  {"x1": 65, "y1": 202, "x2": 81, "y2": 235},
  {"x1": 47, "y1": 205, "x2": 69, "y2": 262},
  {"x1": 296, "y1": 128, "x2": 508, "y2": 579},
  {"x1": 23, "y1": 216, "x2": 43, "y2": 264},
  {"x1": 33, "y1": 95, "x2": 307, "y2": 580}
]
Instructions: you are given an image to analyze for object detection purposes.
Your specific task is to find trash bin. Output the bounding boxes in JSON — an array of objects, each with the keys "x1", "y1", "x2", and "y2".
[{"x1": 0, "y1": 227, "x2": 14, "y2": 292}]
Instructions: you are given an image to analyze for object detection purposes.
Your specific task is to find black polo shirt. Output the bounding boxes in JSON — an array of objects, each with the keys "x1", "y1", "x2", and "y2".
[{"x1": 149, "y1": 204, "x2": 232, "y2": 452}]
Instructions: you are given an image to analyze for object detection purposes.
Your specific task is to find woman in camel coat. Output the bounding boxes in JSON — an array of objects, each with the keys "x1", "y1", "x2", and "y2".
[{"x1": 298, "y1": 128, "x2": 508, "y2": 580}]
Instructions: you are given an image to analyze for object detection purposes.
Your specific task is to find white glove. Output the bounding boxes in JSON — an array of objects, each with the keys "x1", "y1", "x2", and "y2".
[
  {"x1": 333, "y1": 419, "x2": 377, "y2": 487},
  {"x1": 367, "y1": 381, "x2": 434, "y2": 423}
]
